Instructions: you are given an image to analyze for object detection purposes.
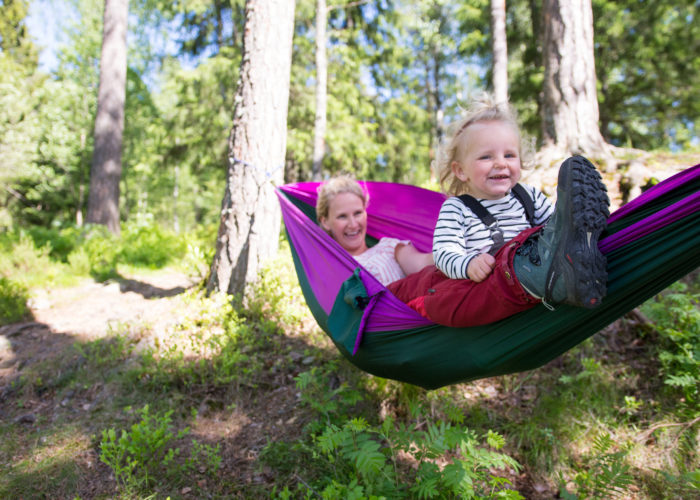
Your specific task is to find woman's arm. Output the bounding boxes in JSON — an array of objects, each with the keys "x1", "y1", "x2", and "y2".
[{"x1": 395, "y1": 243, "x2": 434, "y2": 276}]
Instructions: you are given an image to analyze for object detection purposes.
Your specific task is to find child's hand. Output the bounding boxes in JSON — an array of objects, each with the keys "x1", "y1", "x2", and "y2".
[{"x1": 467, "y1": 253, "x2": 495, "y2": 282}]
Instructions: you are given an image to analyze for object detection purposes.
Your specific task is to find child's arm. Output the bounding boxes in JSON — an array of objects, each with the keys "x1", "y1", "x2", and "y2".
[
  {"x1": 529, "y1": 185, "x2": 554, "y2": 225},
  {"x1": 466, "y1": 253, "x2": 496, "y2": 282},
  {"x1": 433, "y1": 198, "x2": 483, "y2": 279}
]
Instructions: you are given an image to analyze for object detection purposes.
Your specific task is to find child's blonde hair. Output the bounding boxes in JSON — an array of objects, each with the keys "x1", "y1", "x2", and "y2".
[
  {"x1": 316, "y1": 175, "x2": 367, "y2": 223},
  {"x1": 436, "y1": 93, "x2": 531, "y2": 196}
]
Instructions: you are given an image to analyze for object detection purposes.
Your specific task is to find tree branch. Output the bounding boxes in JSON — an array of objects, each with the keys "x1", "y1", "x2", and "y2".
[
  {"x1": 3, "y1": 186, "x2": 31, "y2": 206},
  {"x1": 329, "y1": 0, "x2": 370, "y2": 11},
  {"x1": 636, "y1": 416, "x2": 700, "y2": 443}
]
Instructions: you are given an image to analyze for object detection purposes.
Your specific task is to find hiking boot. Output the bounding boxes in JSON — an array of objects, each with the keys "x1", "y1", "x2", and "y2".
[{"x1": 513, "y1": 155, "x2": 610, "y2": 308}]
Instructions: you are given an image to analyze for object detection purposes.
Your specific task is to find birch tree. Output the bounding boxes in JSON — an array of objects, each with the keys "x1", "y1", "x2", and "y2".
[
  {"x1": 490, "y1": 0, "x2": 507, "y2": 103},
  {"x1": 311, "y1": 0, "x2": 328, "y2": 181},
  {"x1": 207, "y1": 0, "x2": 296, "y2": 296}
]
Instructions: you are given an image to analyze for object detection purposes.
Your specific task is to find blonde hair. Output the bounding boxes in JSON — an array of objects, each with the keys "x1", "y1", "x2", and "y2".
[
  {"x1": 436, "y1": 93, "x2": 531, "y2": 196},
  {"x1": 316, "y1": 175, "x2": 367, "y2": 223}
]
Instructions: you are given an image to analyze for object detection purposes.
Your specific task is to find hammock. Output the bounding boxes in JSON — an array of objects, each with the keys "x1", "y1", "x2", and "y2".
[{"x1": 276, "y1": 165, "x2": 700, "y2": 390}]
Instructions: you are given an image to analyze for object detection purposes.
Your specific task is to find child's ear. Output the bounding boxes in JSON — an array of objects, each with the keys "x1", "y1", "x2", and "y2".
[
  {"x1": 451, "y1": 161, "x2": 468, "y2": 182},
  {"x1": 319, "y1": 217, "x2": 330, "y2": 232}
]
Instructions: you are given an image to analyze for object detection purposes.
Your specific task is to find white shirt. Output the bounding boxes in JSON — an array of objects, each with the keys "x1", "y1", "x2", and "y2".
[
  {"x1": 433, "y1": 185, "x2": 553, "y2": 279},
  {"x1": 355, "y1": 237, "x2": 410, "y2": 285}
]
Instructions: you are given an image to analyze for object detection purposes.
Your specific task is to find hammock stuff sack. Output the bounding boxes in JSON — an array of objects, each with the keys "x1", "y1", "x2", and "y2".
[{"x1": 276, "y1": 165, "x2": 700, "y2": 390}]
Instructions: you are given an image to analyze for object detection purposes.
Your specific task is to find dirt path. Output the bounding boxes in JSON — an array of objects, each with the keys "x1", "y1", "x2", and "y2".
[
  {"x1": 1, "y1": 270, "x2": 199, "y2": 390},
  {"x1": 30, "y1": 271, "x2": 198, "y2": 337}
]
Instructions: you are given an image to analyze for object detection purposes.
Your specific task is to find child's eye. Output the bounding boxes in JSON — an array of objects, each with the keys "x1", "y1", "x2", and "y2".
[
  {"x1": 479, "y1": 155, "x2": 490, "y2": 160},
  {"x1": 505, "y1": 152, "x2": 517, "y2": 158}
]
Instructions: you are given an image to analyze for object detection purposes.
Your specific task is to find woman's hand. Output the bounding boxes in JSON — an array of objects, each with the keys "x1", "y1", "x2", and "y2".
[{"x1": 467, "y1": 253, "x2": 495, "y2": 282}]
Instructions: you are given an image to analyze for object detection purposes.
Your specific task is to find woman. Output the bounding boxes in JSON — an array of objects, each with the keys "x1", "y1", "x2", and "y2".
[{"x1": 316, "y1": 176, "x2": 434, "y2": 286}]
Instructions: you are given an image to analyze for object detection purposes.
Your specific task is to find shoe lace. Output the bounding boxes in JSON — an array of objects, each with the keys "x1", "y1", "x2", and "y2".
[{"x1": 516, "y1": 237, "x2": 541, "y2": 265}]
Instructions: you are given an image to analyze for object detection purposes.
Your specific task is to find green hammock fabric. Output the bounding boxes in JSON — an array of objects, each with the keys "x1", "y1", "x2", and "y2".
[{"x1": 281, "y1": 172, "x2": 699, "y2": 390}]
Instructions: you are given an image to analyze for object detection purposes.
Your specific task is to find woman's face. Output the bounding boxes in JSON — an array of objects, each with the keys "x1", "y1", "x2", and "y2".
[{"x1": 320, "y1": 192, "x2": 368, "y2": 256}]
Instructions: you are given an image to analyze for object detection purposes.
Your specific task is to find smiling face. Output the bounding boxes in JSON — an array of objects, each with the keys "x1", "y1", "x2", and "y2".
[
  {"x1": 319, "y1": 192, "x2": 369, "y2": 256},
  {"x1": 451, "y1": 120, "x2": 522, "y2": 199}
]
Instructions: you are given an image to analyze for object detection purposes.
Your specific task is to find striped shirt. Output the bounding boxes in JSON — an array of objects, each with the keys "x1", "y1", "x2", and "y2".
[
  {"x1": 433, "y1": 184, "x2": 553, "y2": 279},
  {"x1": 355, "y1": 237, "x2": 411, "y2": 286}
]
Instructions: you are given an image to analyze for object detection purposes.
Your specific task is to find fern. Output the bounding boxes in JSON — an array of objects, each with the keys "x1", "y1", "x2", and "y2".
[{"x1": 565, "y1": 432, "x2": 634, "y2": 499}]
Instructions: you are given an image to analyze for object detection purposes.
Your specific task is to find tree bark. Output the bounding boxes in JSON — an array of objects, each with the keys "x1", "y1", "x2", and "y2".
[
  {"x1": 311, "y1": 0, "x2": 327, "y2": 181},
  {"x1": 87, "y1": 0, "x2": 128, "y2": 235},
  {"x1": 207, "y1": 0, "x2": 296, "y2": 296},
  {"x1": 541, "y1": 0, "x2": 607, "y2": 156},
  {"x1": 490, "y1": 0, "x2": 508, "y2": 104}
]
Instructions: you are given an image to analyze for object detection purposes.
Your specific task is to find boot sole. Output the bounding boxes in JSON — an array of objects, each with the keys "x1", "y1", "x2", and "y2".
[{"x1": 547, "y1": 156, "x2": 610, "y2": 308}]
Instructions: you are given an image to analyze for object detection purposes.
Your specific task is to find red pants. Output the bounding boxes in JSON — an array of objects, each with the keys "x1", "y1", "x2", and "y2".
[{"x1": 387, "y1": 226, "x2": 542, "y2": 327}]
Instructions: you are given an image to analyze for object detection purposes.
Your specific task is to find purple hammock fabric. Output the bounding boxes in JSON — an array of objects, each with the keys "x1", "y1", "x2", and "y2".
[{"x1": 277, "y1": 164, "x2": 699, "y2": 335}]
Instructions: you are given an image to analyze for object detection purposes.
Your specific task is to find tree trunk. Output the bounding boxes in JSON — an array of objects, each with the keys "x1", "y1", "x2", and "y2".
[
  {"x1": 311, "y1": 0, "x2": 327, "y2": 181},
  {"x1": 87, "y1": 0, "x2": 128, "y2": 235},
  {"x1": 541, "y1": 0, "x2": 606, "y2": 156},
  {"x1": 207, "y1": 0, "x2": 296, "y2": 297},
  {"x1": 490, "y1": 0, "x2": 508, "y2": 104}
]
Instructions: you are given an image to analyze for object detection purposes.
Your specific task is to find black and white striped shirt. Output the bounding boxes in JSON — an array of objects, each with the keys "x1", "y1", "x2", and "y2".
[{"x1": 433, "y1": 184, "x2": 553, "y2": 279}]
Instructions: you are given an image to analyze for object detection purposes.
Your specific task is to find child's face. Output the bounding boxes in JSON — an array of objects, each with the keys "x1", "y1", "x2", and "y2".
[{"x1": 451, "y1": 120, "x2": 522, "y2": 199}]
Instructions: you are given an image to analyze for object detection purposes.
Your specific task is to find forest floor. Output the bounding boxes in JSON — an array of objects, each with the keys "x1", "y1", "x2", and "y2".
[
  {"x1": 3, "y1": 269, "x2": 328, "y2": 497},
  {"x1": 1, "y1": 268, "x2": 574, "y2": 498}
]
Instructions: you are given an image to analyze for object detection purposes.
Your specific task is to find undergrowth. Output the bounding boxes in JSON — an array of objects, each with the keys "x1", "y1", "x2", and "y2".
[
  {"x1": 0, "y1": 221, "x2": 206, "y2": 289},
  {"x1": 1, "y1": 224, "x2": 697, "y2": 499}
]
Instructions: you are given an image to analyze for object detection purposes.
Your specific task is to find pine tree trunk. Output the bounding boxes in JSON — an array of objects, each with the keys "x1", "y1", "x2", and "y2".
[
  {"x1": 311, "y1": 0, "x2": 327, "y2": 181},
  {"x1": 87, "y1": 0, "x2": 128, "y2": 235},
  {"x1": 490, "y1": 0, "x2": 508, "y2": 104},
  {"x1": 207, "y1": 0, "x2": 296, "y2": 296},
  {"x1": 541, "y1": 0, "x2": 606, "y2": 156}
]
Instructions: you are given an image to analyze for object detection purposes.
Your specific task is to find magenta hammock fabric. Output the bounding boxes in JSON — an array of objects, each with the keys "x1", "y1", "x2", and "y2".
[{"x1": 277, "y1": 164, "x2": 699, "y2": 334}]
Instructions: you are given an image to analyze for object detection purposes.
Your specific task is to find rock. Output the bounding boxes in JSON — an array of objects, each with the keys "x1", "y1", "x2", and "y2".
[{"x1": 14, "y1": 413, "x2": 36, "y2": 424}]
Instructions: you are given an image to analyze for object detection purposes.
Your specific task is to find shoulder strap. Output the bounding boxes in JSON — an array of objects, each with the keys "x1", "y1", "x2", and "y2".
[
  {"x1": 457, "y1": 194, "x2": 497, "y2": 227},
  {"x1": 456, "y1": 194, "x2": 504, "y2": 256},
  {"x1": 511, "y1": 183, "x2": 536, "y2": 226}
]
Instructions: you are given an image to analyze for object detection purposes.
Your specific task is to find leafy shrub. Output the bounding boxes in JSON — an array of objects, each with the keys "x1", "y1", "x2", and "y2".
[
  {"x1": 119, "y1": 222, "x2": 187, "y2": 268},
  {"x1": 99, "y1": 405, "x2": 222, "y2": 495},
  {"x1": 0, "y1": 233, "x2": 60, "y2": 287},
  {"x1": 75, "y1": 225, "x2": 119, "y2": 281},
  {"x1": 311, "y1": 417, "x2": 523, "y2": 499},
  {"x1": 24, "y1": 225, "x2": 78, "y2": 261},
  {"x1": 288, "y1": 367, "x2": 522, "y2": 498},
  {"x1": 640, "y1": 281, "x2": 699, "y2": 406},
  {"x1": 0, "y1": 276, "x2": 29, "y2": 325}
]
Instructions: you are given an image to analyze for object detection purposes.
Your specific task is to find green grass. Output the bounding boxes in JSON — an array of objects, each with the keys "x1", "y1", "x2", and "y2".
[{"x1": 0, "y1": 276, "x2": 30, "y2": 325}]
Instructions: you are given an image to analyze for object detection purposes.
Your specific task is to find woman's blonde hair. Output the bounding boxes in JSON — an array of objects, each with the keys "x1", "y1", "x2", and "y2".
[
  {"x1": 435, "y1": 93, "x2": 531, "y2": 196},
  {"x1": 316, "y1": 175, "x2": 367, "y2": 223}
]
